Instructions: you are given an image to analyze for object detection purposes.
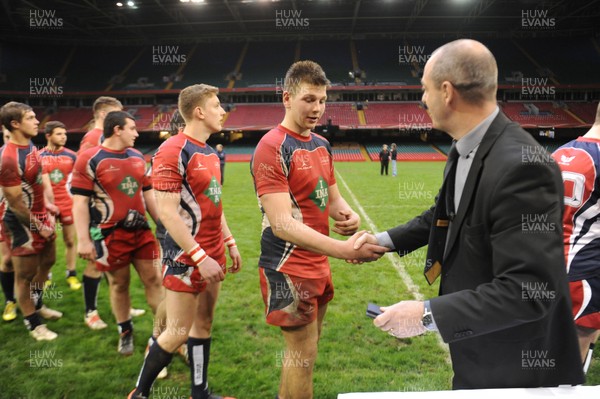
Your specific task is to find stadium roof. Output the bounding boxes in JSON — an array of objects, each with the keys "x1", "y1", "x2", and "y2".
[{"x1": 0, "y1": 0, "x2": 598, "y2": 45}]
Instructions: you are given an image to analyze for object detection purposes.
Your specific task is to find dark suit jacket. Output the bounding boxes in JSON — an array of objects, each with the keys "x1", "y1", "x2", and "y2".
[{"x1": 387, "y1": 112, "x2": 585, "y2": 389}]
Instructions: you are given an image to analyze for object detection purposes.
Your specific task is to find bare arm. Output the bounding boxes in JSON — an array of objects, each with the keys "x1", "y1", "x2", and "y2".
[
  {"x1": 221, "y1": 213, "x2": 242, "y2": 273},
  {"x1": 3, "y1": 185, "x2": 31, "y2": 225},
  {"x1": 73, "y1": 194, "x2": 96, "y2": 260},
  {"x1": 143, "y1": 188, "x2": 160, "y2": 225},
  {"x1": 261, "y1": 192, "x2": 386, "y2": 261},
  {"x1": 328, "y1": 183, "x2": 360, "y2": 236},
  {"x1": 42, "y1": 173, "x2": 59, "y2": 215},
  {"x1": 155, "y1": 190, "x2": 224, "y2": 283}
]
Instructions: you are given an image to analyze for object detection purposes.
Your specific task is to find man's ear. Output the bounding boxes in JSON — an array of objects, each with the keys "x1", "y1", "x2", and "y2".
[
  {"x1": 195, "y1": 105, "x2": 205, "y2": 120},
  {"x1": 282, "y1": 90, "x2": 292, "y2": 109},
  {"x1": 441, "y1": 81, "x2": 454, "y2": 106}
]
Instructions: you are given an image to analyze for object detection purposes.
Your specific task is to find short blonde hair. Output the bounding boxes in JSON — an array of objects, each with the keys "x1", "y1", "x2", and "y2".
[
  {"x1": 92, "y1": 96, "x2": 123, "y2": 118},
  {"x1": 178, "y1": 84, "x2": 219, "y2": 123}
]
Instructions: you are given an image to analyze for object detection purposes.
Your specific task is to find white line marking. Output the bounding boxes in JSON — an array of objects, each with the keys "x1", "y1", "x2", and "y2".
[{"x1": 336, "y1": 170, "x2": 450, "y2": 356}]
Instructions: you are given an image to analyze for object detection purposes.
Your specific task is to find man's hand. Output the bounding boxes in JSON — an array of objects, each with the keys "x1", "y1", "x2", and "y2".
[
  {"x1": 331, "y1": 210, "x2": 360, "y2": 236},
  {"x1": 345, "y1": 231, "x2": 388, "y2": 264},
  {"x1": 228, "y1": 246, "x2": 242, "y2": 274},
  {"x1": 197, "y1": 256, "x2": 225, "y2": 284},
  {"x1": 337, "y1": 230, "x2": 388, "y2": 262},
  {"x1": 46, "y1": 202, "x2": 60, "y2": 216},
  {"x1": 373, "y1": 300, "x2": 427, "y2": 338},
  {"x1": 78, "y1": 239, "x2": 97, "y2": 261}
]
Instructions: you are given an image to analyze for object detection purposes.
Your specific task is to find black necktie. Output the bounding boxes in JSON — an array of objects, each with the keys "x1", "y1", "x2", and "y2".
[
  {"x1": 444, "y1": 143, "x2": 459, "y2": 221},
  {"x1": 424, "y1": 142, "x2": 458, "y2": 284}
]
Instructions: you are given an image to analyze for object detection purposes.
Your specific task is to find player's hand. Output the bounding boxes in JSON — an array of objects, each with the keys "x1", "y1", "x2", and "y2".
[
  {"x1": 46, "y1": 203, "x2": 60, "y2": 216},
  {"x1": 197, "y1": 256, "x2": 225, "y2": 284},
  {"x1": 374, "y1": 300, "x2": 427, "y2": 338},
  {"x1": 331, "y1": 210, "x2": 360, "y2": 236},
  {"x1": 340, "y1": 230, "x2": 388, "y2": 262},
  {"x1": 78, "y1": 239, "x2": 97, "y2": 261},
  {"x1": 227, "y1": 246, "x2": 242, "y2": 274}
]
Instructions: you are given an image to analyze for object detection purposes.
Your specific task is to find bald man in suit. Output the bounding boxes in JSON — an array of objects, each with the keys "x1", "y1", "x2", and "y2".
[{"x1": 356, "y1": 39, "x2": 585, "y2": 389}]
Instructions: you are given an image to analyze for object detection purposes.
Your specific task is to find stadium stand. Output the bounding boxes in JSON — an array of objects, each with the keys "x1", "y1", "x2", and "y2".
[
  {"x1": 300, "y1": 40, "x2": 354, "y2": 84},
  {"x1": 45, "y1": 107, "x2": 91, "y2": 132},
  {"x1": 65, "y1": 45, "x2": 140, "y2": 91},
  {"x1": 500, "y1": 102, "x2": 583, "y2": 128},
  {"x1": 363, "y1": 102, "x2": 430, "y2": 129},
  {"x1": 331, "y1": 143, "x2": 365, "y2": 162},
  {"x1": 518, "y1": 37, "x2": 600, "y2": 85},
  {"x1": 224, "y1": 103, "x2": 283, "y2": 130},
  {"x1": 172, "y1": 42, "x2": 245, "y2": 90},
  {"x1": 126, "y1": 106, "x2": 158, "y2": 131},
  {"x1": 321, "y1": 103, "x2": 360, "y2": 128},
  {"x1": 238, "y1": 42, "x2": 295, "y2": 87},
  {"x1": 567, "y1": 102, "x2": 600, "y2": 124},
  {"x1": 221, "y1": 145, "x2": 256, "y2": 162}
]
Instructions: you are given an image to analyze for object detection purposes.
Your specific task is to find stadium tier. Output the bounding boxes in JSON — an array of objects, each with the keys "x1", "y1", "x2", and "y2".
[
  {"x1": 3, "y1": 37, "x2": 599, "y2": 92},
  {"x1": 34, "y1": 101, "x2": 599, "y2": 133},
  {"x1": 363, "y1": 102, "x2": 430, "y2": 129},
  {"x1": 567, "y1": 102, "x2": 599, "y2": 124},
  {"x1": 331, "y1": 143, "x2": 366, "y2": 162},
  {"x1": 224, "y1": 104, "x2": 284, "y2": 130},
  {"x1": 500, "y1": 102, "x2": 586, "y2": 128},
  {"x1": 321, "y1": 103, "x2": 360, "y2": 128}
]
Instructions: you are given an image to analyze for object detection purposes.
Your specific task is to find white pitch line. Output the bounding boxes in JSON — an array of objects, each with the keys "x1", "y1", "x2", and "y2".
[{"x1": 336, "y1": 170, "x2": 450, "y2": 356}]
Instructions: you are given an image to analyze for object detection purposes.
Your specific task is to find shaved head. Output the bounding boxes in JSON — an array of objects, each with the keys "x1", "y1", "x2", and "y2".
[{"x1": 427, "y1": 39, "x2": 498, "y2": 104}]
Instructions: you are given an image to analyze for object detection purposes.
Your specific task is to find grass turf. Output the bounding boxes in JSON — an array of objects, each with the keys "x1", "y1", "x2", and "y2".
[{"x1": 0, "y1": 161, "x2": 598, "y2": 398}]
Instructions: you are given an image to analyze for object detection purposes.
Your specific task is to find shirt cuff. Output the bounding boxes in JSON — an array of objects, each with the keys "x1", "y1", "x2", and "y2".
[
  {"x1": 375, "y1": 231, "x2": 395, "y2": 250},
  {"x1": 424, "y1": 300, "x2": 439, "y2": 332}
]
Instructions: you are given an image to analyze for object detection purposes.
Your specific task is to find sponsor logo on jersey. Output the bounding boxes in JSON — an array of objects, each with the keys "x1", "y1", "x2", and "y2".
[
  {"x1": 309, "y1": 176, "x2": 329, "y2": 212},
  {"x1": 559, "y1": 154, "x2": 576, "y2": 165},
  {"x1": 49, "y1": 168, "x2": 64, "y2": 184},
  {"x1": 118, "y1": 176, "x2": 139, "y2": 198},
  {"x1": 204, "y1": 176, "x2": 222, "y2": 206}
]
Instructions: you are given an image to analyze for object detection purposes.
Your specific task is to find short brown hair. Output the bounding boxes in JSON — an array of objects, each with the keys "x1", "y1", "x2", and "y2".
[
  {"x1": 93, "y1": 96, "x2": 123, "y2": 118},
  {"x1": 0, "y1": 101, "x2": 33, "y2": 132},
  {"x1": 178, "y1": 84, "x2": 219, "y2": 123},
  {"x1": 284, "y1": 60, "x2": 330, "y2": 96},
  {"x1": 44, "y1": 121, "x2": 66, "y2": 135}
]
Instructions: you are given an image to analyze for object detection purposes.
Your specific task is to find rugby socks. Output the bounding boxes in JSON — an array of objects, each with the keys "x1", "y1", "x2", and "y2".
[
  {"x1": 134, "y1": 340, "x2": 173, "y2": 396},
  {"x1": 0, "y1": 271, "x2": 15, "y2": 302},
  {"x1": 66, "y1": 270, "x2": 77, "y2": 278},
  {"x1": 24, "y1": 312, "x2": 42, "y2": 331},
  {"x1": 188, "y1": 336, "x2": 211, "y2": 399},
  {"x1": 118, "y1": 319, "x2": 133, "y2": 335},
  {"x1": 83, "y1": 275, "x2": 101, "y2": 313},
  {"x1": 33, "y1": 287, "x2": 43, "y2": 310}
]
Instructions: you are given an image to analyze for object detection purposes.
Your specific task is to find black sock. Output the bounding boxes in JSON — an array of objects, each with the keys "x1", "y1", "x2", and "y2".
[
  {"x1": 188, "y1": 336, "x2": 212, "y2": 399},
  {"x1": 33, "y1": 287, "x2": 43, "y2": 310},
  {"x1": 66, "y1": 270, "x2": 77, "y2": 278},
  {"x1": 118, "y1": 319, "x2": 133, "y2": 335},
  {"x1": 24, "y1": 312, "x2": 42, "y2": 331},
  {"x1": 134, "y1": 340, "x2": 173, "y2": 397},
  {"x1": 0, "y1": 271, "x2": 15, "y2": 302},
  {"x1": 83, "y1": 275, "x2": 101, "y2": 313}
]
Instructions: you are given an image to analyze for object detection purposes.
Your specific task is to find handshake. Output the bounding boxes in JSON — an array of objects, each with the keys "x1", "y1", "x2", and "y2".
[{"x1": 337, "y1": 230, "x2": 388, "y2": 263}]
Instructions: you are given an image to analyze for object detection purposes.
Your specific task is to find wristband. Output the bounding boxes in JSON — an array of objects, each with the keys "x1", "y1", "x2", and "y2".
[
  {"x1": 224, "y1": 235, "x2": 237, "y2": 248},
  {"x1": 187, "y1": 243, "x2": 208, "y2": 265}
]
